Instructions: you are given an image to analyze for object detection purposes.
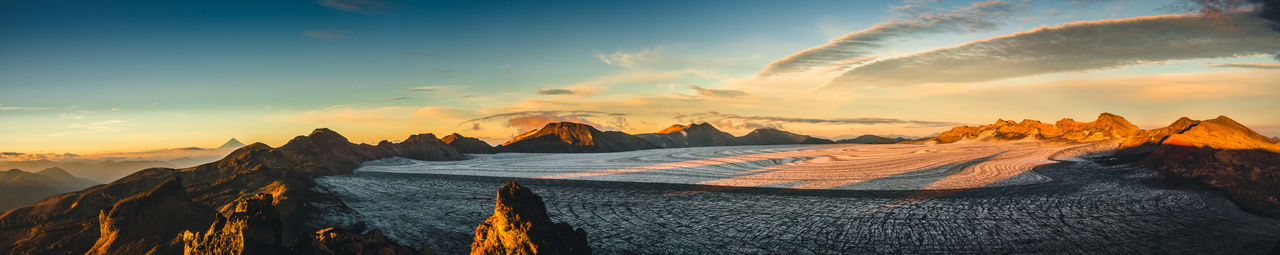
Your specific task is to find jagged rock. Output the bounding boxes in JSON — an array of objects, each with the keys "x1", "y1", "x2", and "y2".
[
  {"x1": 471, "y1": 181, "x2": 590, "y2": 255},
  {"x1": 497, "y1": 122, "x2": 657, "y2": 153},
  {"x1": 738, "y1": 128, "x2": 834, "y2": 145},
  {"x1": 88, "y1": 176, "x2": 214, "y2": 255},
  {"x1": 183, "y1": 193, "x2": 286, "y2": 255},
  {"x1": 637, "y1": 123, "x2": 741, "y2": 148},
  {"x1": 934, "y1": 113, "x2": 1139, "y2": 143},
  {"x1": 444, "y1": 133, "x2": 497, "y2": 154},
  {"x1": 308, "y1": 228, "x2": 433, "y2": 255}
]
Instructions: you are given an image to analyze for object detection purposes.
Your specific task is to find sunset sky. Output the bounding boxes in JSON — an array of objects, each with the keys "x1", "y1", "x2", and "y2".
[{"x1": 2, "y1": 0, "x2": 1279, "y2": 157}]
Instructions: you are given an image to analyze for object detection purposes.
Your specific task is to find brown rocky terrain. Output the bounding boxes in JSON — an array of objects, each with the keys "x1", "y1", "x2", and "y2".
[
  {"x1": 497, "y1": 122, "x2": 658, "y2": 153},
  {"x1": 738, "y1": 128, "x2": 835, "y2": 145},
  {"x1": 933, "y1": 113, "x2": 1280, "y2": 217},
  {"x1": 443, "y1": 133, "x2": 497, "y2": 154},
  {"x1": 0, "y1": 128, "x2": 463, "y2": 254},
  {"x1": 470, "y1": 181, "x2": 590, "y2": 255},
  {"x1": 637, "y1": 123, "x2": 742, "y2": 148}
]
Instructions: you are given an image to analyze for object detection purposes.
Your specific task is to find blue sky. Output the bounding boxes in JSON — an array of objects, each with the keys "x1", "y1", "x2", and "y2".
[{"x1": 2, "y1": 0, "x2": 1279, "y2": 155}]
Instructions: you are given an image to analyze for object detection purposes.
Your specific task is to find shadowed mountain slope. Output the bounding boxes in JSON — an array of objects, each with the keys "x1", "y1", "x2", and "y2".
[
  {"x1": 835, "y1": 135, "x2": 924, "y2": 144},
  {"x1": 738, "y1": 128, "x2": 835, "y2": 145},
  {"x1": 444, "y1": 133, "x2": 497, "y2": 154},
  {"x1": 0, "y1": 167, "x2": 98, "y2": 211},
  {"x1": 637, "y1": 123, "x2": 741, "y2": 148},
  {"x1": 0, "y1": 128, "x2": 463, "y2": 254},
  {"x1": 497, "y1": 122, "x2": 658, "y2": 153}
]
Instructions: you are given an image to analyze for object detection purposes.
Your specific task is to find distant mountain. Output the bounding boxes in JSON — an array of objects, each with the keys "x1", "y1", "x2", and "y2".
[
  {"x1": 933, "y1": 113, "x2": 1280, "y2": 217},
  {"x1": 442, "y1": 133, "x2": 497, "y2": 154},
  {"x1": 216, "y1": 138, "x2": 246, "y2": 150},
  {"x1": 835, "y1": 135, "x2": 924, "y2": 144},
  {"x1": 0, "y1": 128, "x2": 461, "y2": 254},
  {"x1": 738, "y1": 128, "x2": 835, "y2": 145},
  {"x1": 0, "y1": 167, "x2": 98, "y2": 211},
  {"x1": 0, "y1": 159, "x2": 176, "y2": 183},
  {"x1": 636, "y1": 123, "x2": 741, "y2": 148},
  {"x1": 497, "y1": 122, "x2": 658, "y2": 153}
]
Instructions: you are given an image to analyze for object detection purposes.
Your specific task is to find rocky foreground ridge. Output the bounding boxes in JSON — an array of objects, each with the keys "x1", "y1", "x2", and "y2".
[
  {"x1": 932, "y1": 113, "x2": 1280, "y2": 217},
  {"x1": 470, "y1": 181, "x2": 591, "y2": 255},
  {"x1": 0, "y1": 128, "x2": 464, "y2": 254}
]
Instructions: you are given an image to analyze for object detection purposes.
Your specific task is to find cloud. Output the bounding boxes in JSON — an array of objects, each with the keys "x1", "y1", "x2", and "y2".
[
  {"x1": 0, "y1": 104, "x2": 50, "y2": 111},
  {"x1": 55, "y1": 120, "x2": 134, "y2": 136},
  {"x1": 688, "y1": 85, "x2": 750, "y2": 97},
  {"x1": 535, "y1": 88, "x2": 576, "y2": 95},
  {"x1": 758, "y1": 1, "x2": 1025, "y2": 77},
  {"x1": 305, "y1": 30, "x2": 350, "y2": 38},
  {"x1": 463, "y1": 111, "x2": 629, "y2": 133},
  {"x1": 827, "y1": 14, "x2": 1280, "y2": 88},
  {"x1": 390, "y1": 97, "x2": 413, "y2": 101},
  {"x1": 673, "y1": 112, "x2": 963, "y2": 131},
  {"x1": 407, "y1": 85, "x2": 466, "y2": 92},
  {"x1": 318, "y1": 0, "x2": 396, "y2": 14},
  {"x1": 0, "y1": 152, "x2": 80, "y2": 161},
  {"x1": 1206, "y1": 62, "x2": 1280, "y2": 69}
]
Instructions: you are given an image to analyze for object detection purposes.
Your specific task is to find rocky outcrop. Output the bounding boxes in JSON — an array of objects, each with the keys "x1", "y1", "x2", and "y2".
[
  {"x1": 738, "y1": 128, "x2": 835, "y2": 145},
  {"x1": 933, "y1": 113, "x2": 1139, "y2": 143},
  {"x1": 835, "y1": 135, "x2": 923, "y2": 144},
  {"x1": 0, "y1": 128, "x2": 464, "y2": 255},
  {"x1": 89, "y1": 177, "x2": 213, "y2": 255},
  {"x1": 182, "y1": 193, "x2": 286, "y2": 255},
  {"x1": 471, "y1": 181, "x2": 591, "y2": 255},
  {"x1": 444, "y1": 133, "x2": 497, "y2": 154},
  {"x1": 308, "y1": 228, "x2": 433, "y2": 255},
  {"x1": 637, "y1": 123, "x2": 741, "y2": 148},
  {"x1": 497, "y1": 122, "x2": 658, "y2": 153}
]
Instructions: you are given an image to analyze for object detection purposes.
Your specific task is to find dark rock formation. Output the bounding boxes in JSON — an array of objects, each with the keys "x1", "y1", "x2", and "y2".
[
  {"x1": 309, "y1": 228, "x2": 433, "y2": 255},
  {"x1": 443, "y1": 133, "x2": 497, "y2": 154},
  {"x1": 89, "y1": 176, "x2": 213, "y2": 255},
  {"x1": 637, "y1": 123, "x2": 741, "y2": 148},
  {"x1": 738, "y1": 128, "x2": 835, "y2": 145},
  {"x1": 471, "y1": 181, "x2": 590, "y2": 255},
  {"x1": 835, "y1": 135, "x2": 922, "y2": 144},
  {"x1": 183, "y1": 193, "x2": 286, "y2": 255},
  {"x1": 497, "y1": 122, "x2": 657, "y2": 153},
  {"x1": 0, "y1": 128, "x2": 463, "y2": 255}
]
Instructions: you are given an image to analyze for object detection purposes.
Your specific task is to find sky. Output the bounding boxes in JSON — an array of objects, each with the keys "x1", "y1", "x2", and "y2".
[{"x1": 2, "y1": 0, "x2": 1279, "y2": 158}]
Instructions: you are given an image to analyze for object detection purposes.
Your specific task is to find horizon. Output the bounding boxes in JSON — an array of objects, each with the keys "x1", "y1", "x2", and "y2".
[{"x1": 3, "y1": 0, "x2": 1280, "y2": 157}]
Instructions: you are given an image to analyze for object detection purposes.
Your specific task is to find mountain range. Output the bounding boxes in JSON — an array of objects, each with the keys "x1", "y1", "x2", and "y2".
[
  {"x1": 931, "y1": 113, "x2": 1280, "y2": 216},
  {"x1": 0, "y1": 167, "x2": 98, "y2": 211}
]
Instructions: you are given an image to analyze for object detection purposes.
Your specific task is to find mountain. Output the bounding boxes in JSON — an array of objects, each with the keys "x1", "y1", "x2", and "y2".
[
  {"x1": 496, "y1": 122, "x2": 658, "y2": 153},
  {"x1": 470, "y1": 181, "x2": 590, "y2": 255},
  {"x1": 933, "y1": 113, "x2": 1280, "y2": 217},
  {"x1": 835, "y1": 135, "x2": 924, "y2": 144},
  {"x1": 216, "y1": 138, "x2": 246, "y2": 150},
  {"x1": 933, "y1": 112, "x2": 1140, "y2": 143},
  {"x1": 636, "y1": 123, "x2": 741, "y2": 148},
  {"x1": 0, "y1": 128, "x2": 463, "y2": 254},
  {"x1": 738, "y1": 128, "x2": 835, "y2": 145},
  {"x1": 0, "y1": 167, "x2": 98, "y2": 211},
  {"x1": 442, "y1": 133, "x2": 497, "y2": 154},
  {"x1": 0, "y1": 160, "x2": 176, "y2": 183}
]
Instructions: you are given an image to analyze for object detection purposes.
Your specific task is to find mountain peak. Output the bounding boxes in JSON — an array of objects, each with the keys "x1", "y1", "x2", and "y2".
[
  {"x1": 36, "y1": 167, "x2": 76, "y2": 180},
  {"x1": 657, "y1": 124, "x2": 689, "y2": 134},
  {"x1": 217, "y1": 138, "x2": 246, "y2": 150}
]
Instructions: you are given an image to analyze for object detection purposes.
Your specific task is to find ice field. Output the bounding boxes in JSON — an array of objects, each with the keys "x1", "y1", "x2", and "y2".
[{"x1": 314, "y1": 143, "x2": 1280, "y2": 254}]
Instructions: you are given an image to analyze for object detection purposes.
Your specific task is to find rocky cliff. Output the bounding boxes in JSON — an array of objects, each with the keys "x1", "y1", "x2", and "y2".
[
  {"x1": 497, "y1": 122, "x2": 658, "y2": 153},
  {"x1": 470, "y1": 181, "x2": 591, "y2": 255},
  {"x1": 933, "y1": 113, "x2": 1140, "y2": 143}
]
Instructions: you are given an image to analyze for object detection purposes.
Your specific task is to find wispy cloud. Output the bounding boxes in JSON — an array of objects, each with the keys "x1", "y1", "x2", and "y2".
[
  {"x1": 688, "y1": 85, "x2": 749, "y2": 98},
  {"x1": 463, "y1": 110, "x2": 630, "y2": 133},
  {"x1": 1206, "y1": 62, "x2": 1280, "y2": 69},
  {"x1": 826, "y1": 14, "x2": 1280, "y2": 88},
  {"x1": 674, "y1": 112, "x2": 963, "y2": 131},
  {"x1": 407, "y1": 85, "x2": 467, "y2": 92},
  {"x1": 758, "y1": 1, "x2": 1025, "y2": 77},
  {"x1": 0, "y1": 104, "x2": 50, "y2": 111},
  {"x1": 305, "y1": 30, "x2": 350, "y2": 39},
  {"x1": 55, "y1": 120, "x2": 134, "y2": 136},
  {"x1": 317, "y1": 0, "x2": 396, "y2": 14},
  {"x1": 535, "y1": 88, "x2": 577, "y2": 95},
  {"x1": 390, "y1": 97, "x2": 413, "y2": 101}
]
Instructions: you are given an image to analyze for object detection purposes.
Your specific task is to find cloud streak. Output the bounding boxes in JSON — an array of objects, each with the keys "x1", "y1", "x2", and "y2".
[
  {"x1": 318, "y1": 0, "x2": 396, "y2": 14},
  {"x1": 827, "y1": 14, "x2": 1280, "y2": 88},
  {"x1": 689, "y1": 85, "x2": 749, "y2": 97},
  {"x1": 758, "y1": 1, "x2": 1024, "y2": 77},
  {"x1": 1206, "y1": 62, "x2": 1280, "y2": 69},
  {"x1": 674, "y1": 112, "x2": 963, "y2": 131},
  {"x1": 463, "y1": 110, "x2": 630, "y2": 133},
  {"x1": 535, "y1": 88, "x2": 576, "y2": 95}
]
